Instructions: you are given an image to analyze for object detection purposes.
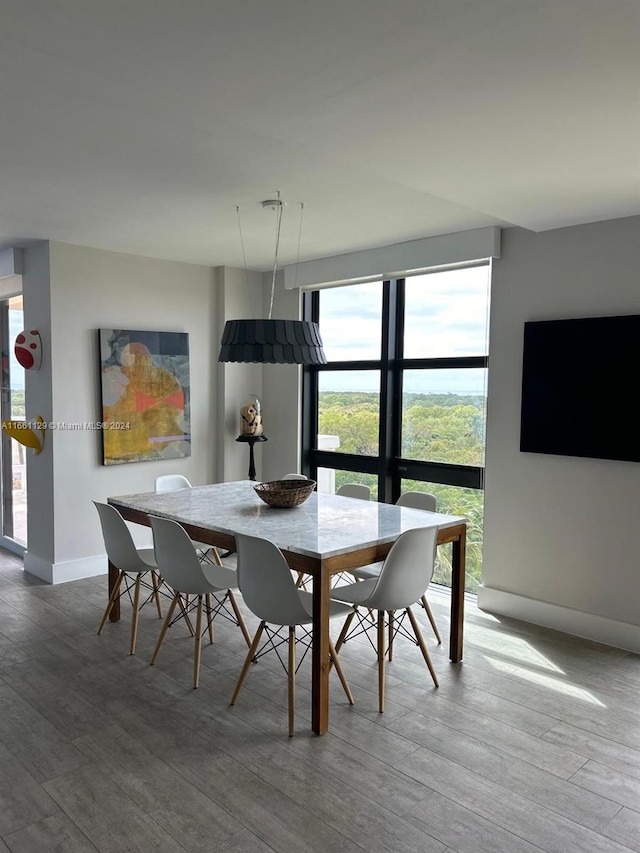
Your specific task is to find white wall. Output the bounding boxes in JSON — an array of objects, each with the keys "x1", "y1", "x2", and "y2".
[
  {"x1": 213, "y1": 265, "x2": 302, "y2": 483},
  {"x1": 481, "y1": 217, "x2": 640, "y2": 652},
  {"x1": 214, "y1": 265, "x2": 267, "y2": 482},
  {"x1": 23, "y1": 241, "x2": 217, "y2": 583},
  {"x1": 261, "y1": 271, "x2": 302, "y2": 481}
]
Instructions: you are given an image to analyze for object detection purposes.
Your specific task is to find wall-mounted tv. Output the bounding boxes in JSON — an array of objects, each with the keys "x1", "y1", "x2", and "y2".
[{"x1": 520, "y1": 314, "x2": 640, "y2": 463}]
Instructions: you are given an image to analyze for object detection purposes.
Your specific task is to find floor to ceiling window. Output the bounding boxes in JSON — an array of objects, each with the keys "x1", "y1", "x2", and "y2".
[
  {"x1": 1, "y1": 294, "x2": 27, "y2": 552},
  {"x1": 302, "y1": 264, "x2": 490, "y2": 593}
]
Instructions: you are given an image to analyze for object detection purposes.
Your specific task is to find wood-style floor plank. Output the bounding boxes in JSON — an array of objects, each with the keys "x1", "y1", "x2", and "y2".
[
  {"x1": 0, "y1": 554, "x2": 638, "y2": 853},
  {"x1": 3, "y1": 813, "x2": 100, "y2": 853}
]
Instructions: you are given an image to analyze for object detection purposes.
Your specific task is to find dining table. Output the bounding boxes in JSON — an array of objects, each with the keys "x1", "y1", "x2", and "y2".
[{"x1": 107, "y1": 480, "x2": 467, "y2": 735}]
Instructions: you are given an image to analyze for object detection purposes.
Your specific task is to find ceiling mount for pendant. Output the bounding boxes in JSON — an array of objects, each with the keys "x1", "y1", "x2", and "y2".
[{"x1": 261, "y1": 197, "x2": 286, "y2": 210}]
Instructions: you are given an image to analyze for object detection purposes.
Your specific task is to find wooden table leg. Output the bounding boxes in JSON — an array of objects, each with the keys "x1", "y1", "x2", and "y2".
[
  {"x1": 108, "y1": 559, "x2": 121, "y2": 622},
  {"x1": 449, "y1": 525, "x2": 466, "y2": 662},
  {"x1": 311, "y1": 562, "x2": 331, "y2": 735}
]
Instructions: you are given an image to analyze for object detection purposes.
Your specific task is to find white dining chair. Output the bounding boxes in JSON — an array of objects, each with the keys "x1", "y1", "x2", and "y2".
[
  {"x1": 348, "y1": 491, "x2": 442, "y2": 644},
  {"x1": 397, "y1": 490, "x2": 436, "y2": 512},
  {"x1": 154, "y1": 474, "x2": 192, "y2": 492},
  {"x1": 336, "y1": 483, "x2": 371, "y2": 500},
  {"x1": 149, "y1": 515, "x2": 251, "y2": 688},
  {"x1": 94, "y1": 501, "x2": 163, "y2": 655},
  {"x1": 154, "y1": 474, "x2": 222, "y2": 566},
  {"x1": 331, "y1": 524, "x2": 440, "y2": 712},
  {"x1": 279, "y1": 474, "x2": 312, "y2": 588},
  {"x1": 229, "y1": 532, "x2": 355, "y2": 736},
  {"x1": 326, "y1": 482, "x2": 372, "y2": 586}
]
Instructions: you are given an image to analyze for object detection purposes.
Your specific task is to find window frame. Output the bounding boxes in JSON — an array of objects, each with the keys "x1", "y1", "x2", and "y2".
[{"x1": 301, "y1": 270, "x2": 488, "y2": 504}]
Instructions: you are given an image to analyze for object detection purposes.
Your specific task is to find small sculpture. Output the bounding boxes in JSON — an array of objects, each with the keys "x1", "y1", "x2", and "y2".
[{"x1": 240, "y1": 397, "x2": 263, "y2": 436}]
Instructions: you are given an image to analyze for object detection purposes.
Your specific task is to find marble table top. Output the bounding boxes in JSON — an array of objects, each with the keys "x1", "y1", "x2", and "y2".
[{"x1": 109, "y1": 480, "x2": 466, "y2": 561}]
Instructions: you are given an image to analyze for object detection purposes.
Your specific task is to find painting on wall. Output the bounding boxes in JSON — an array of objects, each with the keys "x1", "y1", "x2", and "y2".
[{"x1": 99, "y1": 329, "x2": 191, "y2": 465}]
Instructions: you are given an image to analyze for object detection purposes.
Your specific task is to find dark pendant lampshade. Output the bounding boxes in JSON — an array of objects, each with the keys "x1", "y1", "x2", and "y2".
[{"x1": 218, "y1": 319, "x2": 327, "y2": 365}]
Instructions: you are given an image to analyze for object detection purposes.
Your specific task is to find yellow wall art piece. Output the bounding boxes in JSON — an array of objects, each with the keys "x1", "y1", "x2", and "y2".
[
  {"x1": 1, "y1": 415, "x2": 46, "y2": 455},
  {"x1": 99, "y1": 329, "x2": 191, "y2": 465}
]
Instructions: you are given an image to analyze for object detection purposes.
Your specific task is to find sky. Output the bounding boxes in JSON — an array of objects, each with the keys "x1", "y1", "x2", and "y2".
[
  {"x1": 9, "y1": 307, "x2": 25, "y2": 390},
  {"x1": 318, "y1": 265, "x2": 491, "y2": 395}
]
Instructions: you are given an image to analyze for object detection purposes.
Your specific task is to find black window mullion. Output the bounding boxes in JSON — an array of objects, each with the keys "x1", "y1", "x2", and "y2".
[
  {"x1": 401, "y1": 355, "x2": 488, "y2": 370},
  {"x1": 308, "y1": 450, "x2": 380, "y2": 476},
  {"x1": 394, "y1": 458, "x2": 484, "y2": 490},
  {"x1": 390, "y1": 278, "x2": 406, "y2": 502},
  {"x1": 302, "y1": 291, "x2": 319, "y2": 478},
  {"x1": 379, "y1": 280, "x2": 396, "y2": 504}
]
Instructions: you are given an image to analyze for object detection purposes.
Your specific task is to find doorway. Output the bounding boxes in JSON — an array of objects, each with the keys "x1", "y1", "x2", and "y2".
[{"x1": 1, "y1": 294, "x2": 27, "y2": 554}]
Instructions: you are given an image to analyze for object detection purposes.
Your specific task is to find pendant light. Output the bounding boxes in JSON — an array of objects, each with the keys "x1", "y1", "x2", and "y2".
[{"x1": 218, "y1": 196, "x2": 327, "y2": 365}]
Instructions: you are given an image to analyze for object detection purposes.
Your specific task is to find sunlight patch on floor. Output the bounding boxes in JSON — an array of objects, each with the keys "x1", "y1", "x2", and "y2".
[
  {"x1": 467, "y1": 623, "x2": 565, "y2": 672},
  {"x1": 485, "y1": 656, "x2": 607, "y2": 707}
]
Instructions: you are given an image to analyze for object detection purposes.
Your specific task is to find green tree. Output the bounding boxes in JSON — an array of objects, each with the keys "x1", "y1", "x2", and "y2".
[
  {"x1": 319, "y1": 390, "x2": 486, "y2": 592},
  {"x1": 11, "y1": 389, "x2": 25, "y2": 419}
]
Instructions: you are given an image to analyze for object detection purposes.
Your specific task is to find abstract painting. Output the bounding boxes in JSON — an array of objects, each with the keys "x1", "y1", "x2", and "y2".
[{"x1": 99, "y1": 329, "x2": 191, "y2": 465}]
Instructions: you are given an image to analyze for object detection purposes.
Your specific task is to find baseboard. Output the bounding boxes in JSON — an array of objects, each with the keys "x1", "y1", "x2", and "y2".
[
  {"x1": 477, "y1": 585, "x2": 640, "y2": 654},
  {"x1": 24, "y1": 552, "x2": 107, "y2": 585}
]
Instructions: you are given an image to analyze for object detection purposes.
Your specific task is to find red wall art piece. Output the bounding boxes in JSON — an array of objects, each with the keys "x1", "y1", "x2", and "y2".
[{"x1": 15, "y1": 329, "x2": 42, "y2": 370}]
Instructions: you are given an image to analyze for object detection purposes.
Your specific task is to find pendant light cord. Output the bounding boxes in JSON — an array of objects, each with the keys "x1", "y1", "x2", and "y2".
[
  {"x1": 236, "y1": 194, "x2": 304, "y2": 321},
  {"x1": 267, "y1": 198, "x2": 284, "y2": 321},
  {"x1": 235, "y1": 205, "x2": 251, "y2": 297},
  {"x1": 294, "y1": 202, "x2": 305, "y2": 291}
]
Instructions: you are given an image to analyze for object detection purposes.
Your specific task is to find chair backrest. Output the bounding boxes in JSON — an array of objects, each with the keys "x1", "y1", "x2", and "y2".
[
  {"x1": 155, "y1": 474, "x2": 192, "y2": 492},
  {"x1": 336, "y1": 483, "x2": 371, "y2": 500},
  {"x1": 235, "y1": 533, "x2": 311, "y2": 626},
  {"x1": 94, "y1": 501, "x2": 151, "y2": 573},
  {"x1": 366, "y1": 525, "x2": 439, "y2": 612},
  {"x1": 281, "y1": 473, "x2": 308, "y2": 480},
  {"x1": 149, "y1": 515, "x2": 212, "y2": 594},
  {"x1": 396, "y1": 491, "x2": 437, "y2": 512}
]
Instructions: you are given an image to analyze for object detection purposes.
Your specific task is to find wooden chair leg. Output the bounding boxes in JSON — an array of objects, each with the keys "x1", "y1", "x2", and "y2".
[
  {"x1": 377, "y1": 611, "x2": 386, "y2": 713},
  {"x1": 150, "y1": 592, "x2": 180, "y2": 665},
  {"x1": 335, "y1": 610, "x2": 356, "y2": 654},
  {"x1": 421, "y1": 594, "x2": 442, "y2": 644},
  {"x1": 388, "y1": 610, "x2": 394, "y2": 661},
  {"x1": 177, "y1": 596, "x2": 196, "y2": 636},
  {"x1": 151, "y1": 571, "x2": 163, "y2": 619},
  {"x1": 288, "y1": 626, "x2": 296, "y2": 737},
  {"x1": 407, "y1": 607, "x2": 439, "y2": 687},
  {"x1": 329, "y1": 639, "x2": 354, "y2": 704},
  {"x1": 227, "y1": 589, "x2": 251, "y2": 647},
  {"x1": 193, "y1": 595, "x2": 203, "y2": 689},
  {"x1": 206, "y1": 593, "x2": 214, "y2": 644},
  {"x1": 230, "y1": 622, "x2": 265, "y2": 705},
  {"x1": 97, "y1": 571, "x2": 124, "y2": 635},
  {"x1": 129, "y1": 573, "x2": 142, "y2": 655}
]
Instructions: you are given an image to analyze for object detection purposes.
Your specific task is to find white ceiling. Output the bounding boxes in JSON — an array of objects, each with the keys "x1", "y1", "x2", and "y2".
[{"x1": 1, "y1": 0, "x2": 638, "y2": 270}]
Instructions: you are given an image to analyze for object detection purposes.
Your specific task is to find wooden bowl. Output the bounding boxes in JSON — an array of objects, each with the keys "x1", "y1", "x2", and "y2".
[{"x1": 254, "y1": 479, "x2": 316, "y2": 508}]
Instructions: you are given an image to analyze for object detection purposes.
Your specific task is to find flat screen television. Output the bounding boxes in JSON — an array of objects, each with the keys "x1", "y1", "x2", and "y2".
[{"x1": 520, "y1": 314, "x2": 640, "y2": 463}]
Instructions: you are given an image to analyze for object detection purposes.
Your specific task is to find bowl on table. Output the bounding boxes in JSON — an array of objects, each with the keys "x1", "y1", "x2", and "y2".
[{"x1": 254, "y1": 479, "x2": 316, "y2": 508}]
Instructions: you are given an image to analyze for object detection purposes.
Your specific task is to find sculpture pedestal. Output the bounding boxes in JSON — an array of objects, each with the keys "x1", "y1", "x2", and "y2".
[{"x1": 235, "y1": 434, "x2": 268, "y2": 481}]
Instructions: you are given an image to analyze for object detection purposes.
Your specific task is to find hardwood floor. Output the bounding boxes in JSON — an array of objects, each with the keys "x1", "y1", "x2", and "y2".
[{"x1": 0, "y1": 549, "x2": 638, "y2": 853}]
